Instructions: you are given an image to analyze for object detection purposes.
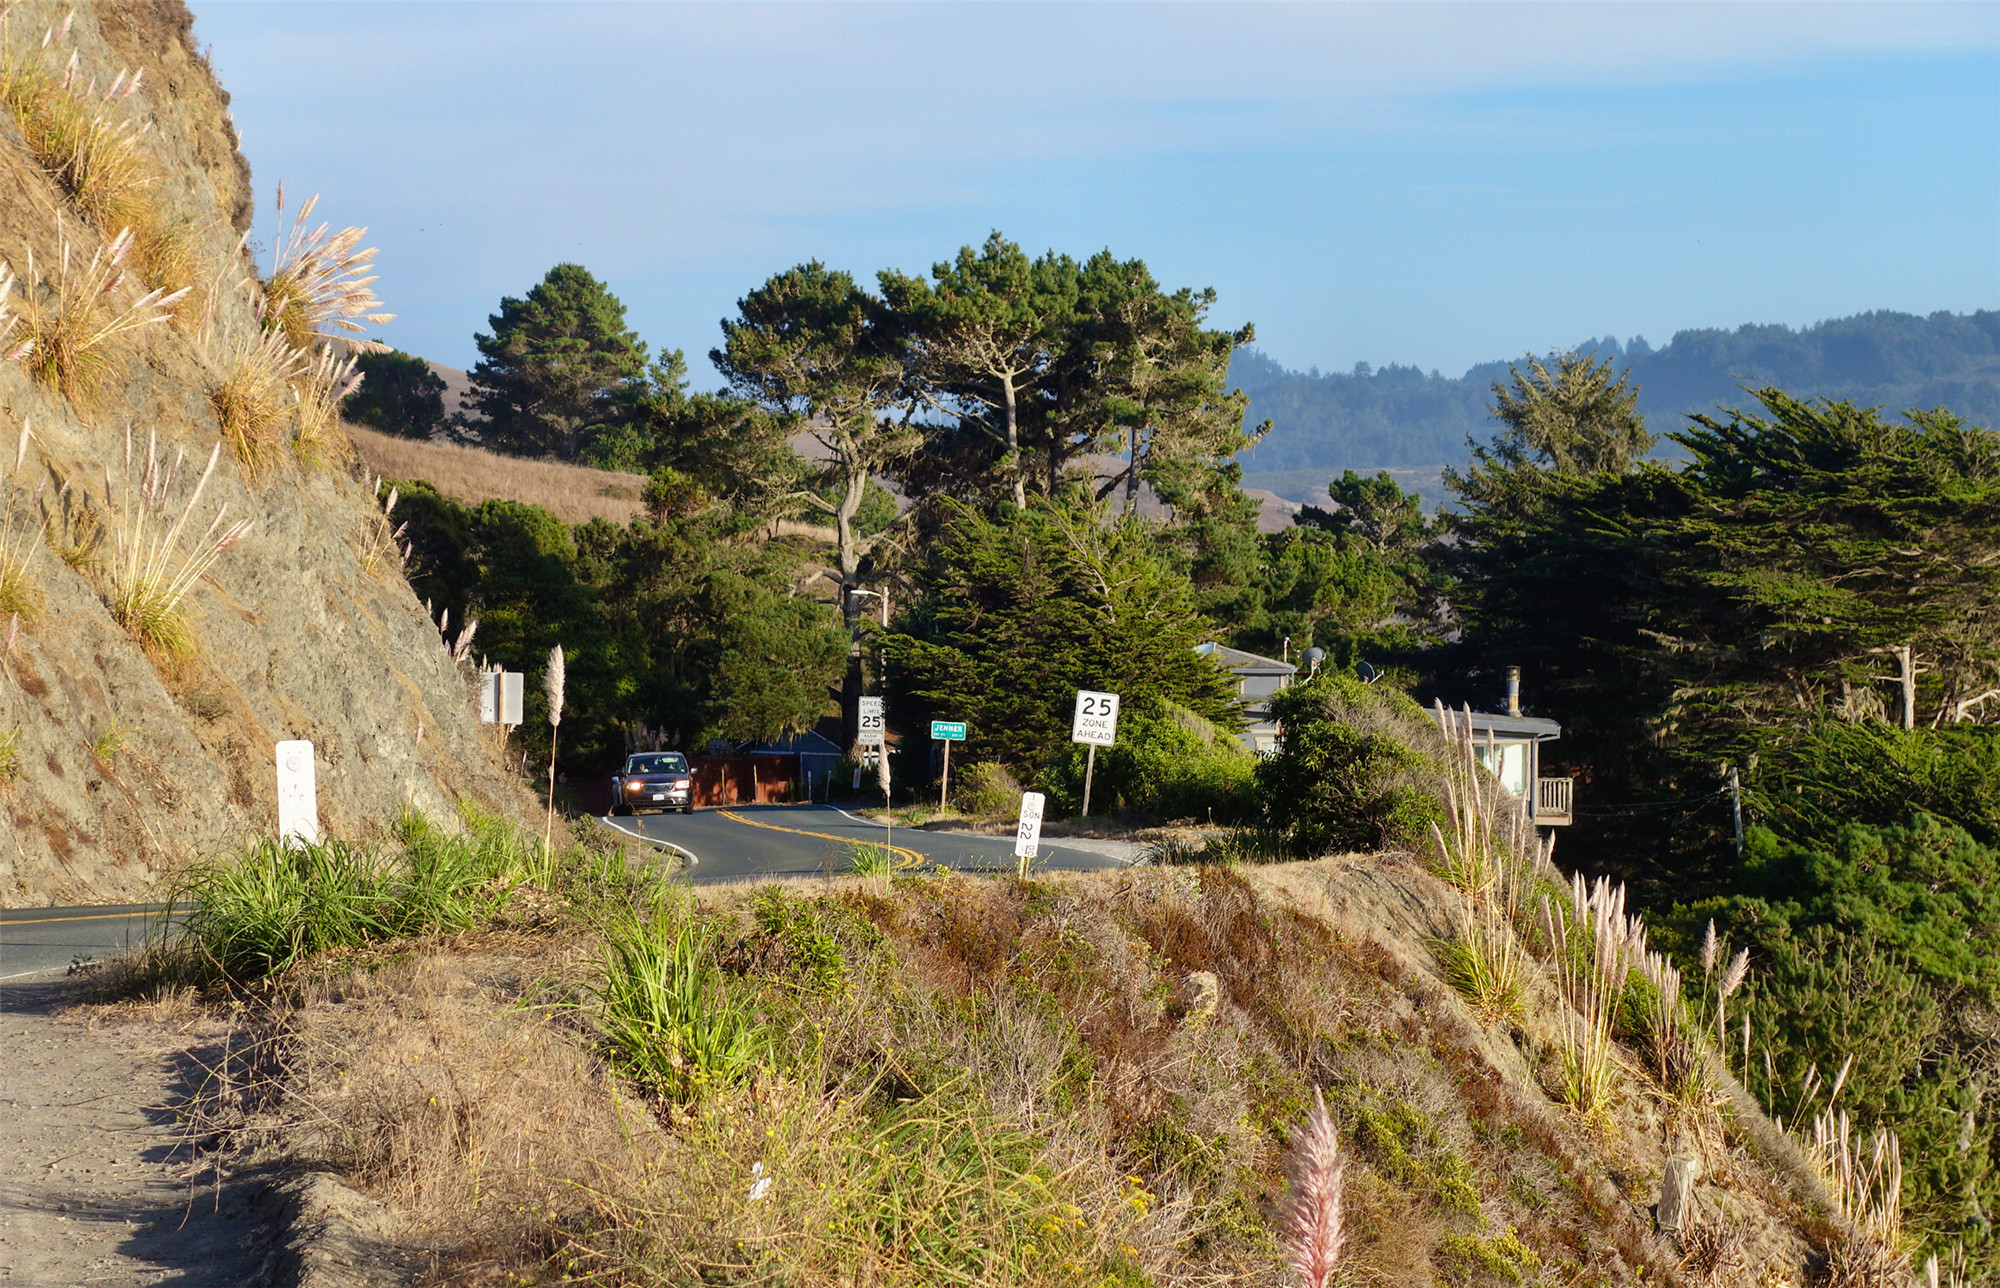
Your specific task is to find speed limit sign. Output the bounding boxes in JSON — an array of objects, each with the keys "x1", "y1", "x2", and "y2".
[
  {"x1": 857, "y1": 696, "x2": 885, "y2": 747},
  {"x1": 1070, "y1": 690, "x2": 1119, "y2": 746}
]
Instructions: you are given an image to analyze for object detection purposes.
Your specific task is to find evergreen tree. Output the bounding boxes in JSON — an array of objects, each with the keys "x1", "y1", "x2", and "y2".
[
  {"x1": 342, "y1": 348, "x2": 447, "y2": 439},
  {"x1": 881, "y1": 234, "x2": 1079, "y2": 507},
  {"x1": 882, "y1": 493, "x2": 1238, "y2": 776},
  {"x1": 462, "y1": 264, "x2": 649, "y2": 461},
  {"x1": 713, "y1": 261, "x2": 919, "y2": 585}
]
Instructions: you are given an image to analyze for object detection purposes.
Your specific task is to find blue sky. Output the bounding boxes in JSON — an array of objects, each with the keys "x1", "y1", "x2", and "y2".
[{"x1": 190, "y1": 2, "x2": 2000, "y2": 382}]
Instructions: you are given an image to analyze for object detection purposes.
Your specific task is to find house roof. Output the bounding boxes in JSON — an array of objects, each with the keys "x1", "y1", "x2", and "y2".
[
  {"x1": 1195, "y1": 641, "x2": 1297, "y2": 676},
  {"x1": 1440, "y1": 709, "x2": 1563, "y2": 741},
  {"x1": 737, "y1": 728, "x2": 843, "y2": 756}
]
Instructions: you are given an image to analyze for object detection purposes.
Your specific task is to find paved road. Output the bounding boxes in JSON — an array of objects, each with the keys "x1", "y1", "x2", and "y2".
[
  {"x1": 0, "y1": 905, "x2": 169, "y2": 981},
  {"x1": 0, "y1": 807, "x2": 1136, "y2": 978},
  {"x1": 602, "y1": 803, "x2": 1137, "y2": 882}
]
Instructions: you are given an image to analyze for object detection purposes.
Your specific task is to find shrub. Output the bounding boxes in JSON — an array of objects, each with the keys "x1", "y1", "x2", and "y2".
[
  {"x1": 1041, "y1": 698, "x2": 1257, "y2": 822},
  {"x1": 592, "y1": 897, "x2": 766, "y2": 1101},
  {"x1": 1258, "y1": 673, "x2": 1447, "y2": 855},
  {"x1": 954, "y1": 760, "x2": 1023, "y2": 817},
  {"x1": 341, "y1": 347, "x2": 445, "y2": 439}
]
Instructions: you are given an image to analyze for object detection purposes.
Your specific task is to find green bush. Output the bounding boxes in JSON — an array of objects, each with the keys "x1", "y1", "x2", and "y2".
[
  {"x1": 953, "y1": 760, "x2": 1023, "y2": 817},
  {"x1": 1040, "y1": 699, "x2": 1256, "y2": 823},
  {"x1": 1679, "y1": 816, "x2": 2000, "y2": 1272},
  {"x1": 1256, "y1": 673, "x2": 1446, "y2": 855},
  {"x1": 342, "y1": 348, "x2": 447, "y2": 439}
]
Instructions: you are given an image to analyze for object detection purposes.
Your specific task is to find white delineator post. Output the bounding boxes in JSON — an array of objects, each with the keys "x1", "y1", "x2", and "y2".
[
  {"x1": 1014, "y1": 790, "x2": 1046, "y2": 877},
  {"x1": 1070, "y1": 690, "x2": 1120, "y2": 818},
  {"x1": 275, "y1": 740, "x2": 319, "y2": 847}
]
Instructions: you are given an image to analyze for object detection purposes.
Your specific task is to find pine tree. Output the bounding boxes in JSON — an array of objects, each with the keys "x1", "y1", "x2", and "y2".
[{"x1": 462, "y1": 264, "x2": 649, "y2": 460}]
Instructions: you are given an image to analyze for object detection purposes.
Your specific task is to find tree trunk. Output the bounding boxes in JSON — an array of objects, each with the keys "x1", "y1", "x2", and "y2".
[
  {"x1": 1002, "y1": 375, "x2": 1026, "y2": 508},
  {"x1": 1124, "y1": 423, "x2": 1142, "y2": 513},
  {"x1": 1897, "y1": 644, "x2": 1916, "y2": 730}
]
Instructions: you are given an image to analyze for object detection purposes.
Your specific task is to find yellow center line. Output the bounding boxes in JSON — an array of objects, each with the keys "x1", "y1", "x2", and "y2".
[
  {"x1": 715, "y1": 810, "x2": 928, "y2": 869},
  {"x1": 1, "y1": 911, "x2": 165, "y2": 926}
]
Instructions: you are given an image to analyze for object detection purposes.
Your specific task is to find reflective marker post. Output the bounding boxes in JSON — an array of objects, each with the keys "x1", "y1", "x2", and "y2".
[
  {"x1": 276, "y1": 739, "x2": 319, "y2": 847},
  {"x1": 1014, "y1": 790, "x2": 1046, "y2": 877}
]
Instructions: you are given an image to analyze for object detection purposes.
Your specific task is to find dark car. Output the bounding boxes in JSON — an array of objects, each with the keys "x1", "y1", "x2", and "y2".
[{"x1": 611, "y1": 752, "x2": 693, "y2": 815}]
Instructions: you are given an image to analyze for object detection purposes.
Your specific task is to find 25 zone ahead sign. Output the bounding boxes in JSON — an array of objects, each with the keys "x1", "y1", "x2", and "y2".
[{"x1": 1071, "y1": 690, "x2": 1120, "y2": 746}]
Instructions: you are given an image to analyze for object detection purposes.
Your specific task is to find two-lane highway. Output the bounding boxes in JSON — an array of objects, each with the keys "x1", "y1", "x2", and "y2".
[
  {"x1": 601, "y1": 803, "x2": 1137, "y2": 881},
  {"x1": 0, "y1": 905, "x2": 169, "y2": 981},
  {"x1": 0, "y1": 806, "x2": 1137, "y2": 980}
]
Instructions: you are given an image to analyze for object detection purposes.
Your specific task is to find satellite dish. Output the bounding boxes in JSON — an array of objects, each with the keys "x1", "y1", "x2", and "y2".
[
  {"x1": 1302, "y1": 647, "x2": 1326, "y2": 676},
  {"x1": 1356, "y1": 660, "x2": 1378, "y2": 683}
]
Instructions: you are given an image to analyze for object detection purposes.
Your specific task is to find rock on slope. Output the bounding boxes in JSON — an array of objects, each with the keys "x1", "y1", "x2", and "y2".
[{"x1": 0, "y1": 0, "x2": 529, "y2": 904}]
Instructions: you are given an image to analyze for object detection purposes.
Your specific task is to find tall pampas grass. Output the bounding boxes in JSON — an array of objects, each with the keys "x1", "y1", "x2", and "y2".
[
  {"x1": 1281, "y1": 1087, "x2": 1346, "y2": 1288},
  {"x1": 260, "y1": 186, "x2": 394, "y2": 351},
  {"x1": 11, "y1": 221, "x2": 188, "y2": 405},
  {"x1": 543, "y1": 643, "x2": 564, "y2": 854},
  {"x1": 292, "y1": 342, "x2": 361, "y2": 470},
  {"x1": 0, "y1": 421, "x2": 42, "y2": 622},
  {"x1": 105, "y1": 428, "x2": 253, "y2": 665}
]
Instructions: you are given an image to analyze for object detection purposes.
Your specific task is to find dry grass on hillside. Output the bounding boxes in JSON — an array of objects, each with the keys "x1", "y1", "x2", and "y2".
[
  {"x1": 344, "y1": 424, "x2": 648, "y2": 526},
  {"x1": 205, "y1": 855, "x2": 1829, "y2": 1288}
]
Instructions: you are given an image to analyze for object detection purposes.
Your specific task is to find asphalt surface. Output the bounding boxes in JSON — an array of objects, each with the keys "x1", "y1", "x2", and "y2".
[
  {"x1": 602, "y1": 803, "x2": 1137, "y2": 882},
  {"x1": 0, "y1": 905, "x2": 171, "y2": 981},
  {"x1": 0, "y1": 807, "x2": 1137, "y2": 979}
]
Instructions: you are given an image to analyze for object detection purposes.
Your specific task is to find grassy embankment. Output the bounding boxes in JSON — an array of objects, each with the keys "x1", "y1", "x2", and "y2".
[{"x1": 95, "y1": 722, "x2": 1927, "y2": 1288}]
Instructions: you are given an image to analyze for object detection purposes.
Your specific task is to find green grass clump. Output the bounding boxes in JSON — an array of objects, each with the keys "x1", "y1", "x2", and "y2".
[
  {"x1": 0, "y1": 727, "x2": 20, "y2": 782},
  {"x1": 845, "y1": 840, "x2": 894, "y2": 880},
  {"x1": 592, "y1": 897, "x2": 766, "y2": 1102},
  {"x1": 139, "y1": 806, "x2": 615, "y2": 990}
]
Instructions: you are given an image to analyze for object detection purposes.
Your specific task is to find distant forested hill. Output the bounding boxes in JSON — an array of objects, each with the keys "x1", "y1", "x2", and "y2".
[{"x1": 1236, "y1": 309, "x2": 2000, "y2": 478}]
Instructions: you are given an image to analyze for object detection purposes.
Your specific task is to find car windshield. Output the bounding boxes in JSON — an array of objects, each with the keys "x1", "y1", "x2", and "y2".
[{"x1": 627, "y1": 754, "x2": 687, "y2": 774}]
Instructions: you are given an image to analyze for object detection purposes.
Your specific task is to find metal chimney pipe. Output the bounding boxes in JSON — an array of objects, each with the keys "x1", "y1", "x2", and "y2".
[{"x1": 1505, "y1": 666, "x2": 1521, "y2": 716}]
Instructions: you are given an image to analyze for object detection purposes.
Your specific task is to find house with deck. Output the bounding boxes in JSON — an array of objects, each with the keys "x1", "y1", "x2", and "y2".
[{"x1": 1435, "y1": 669, "x2": 1573, "y2": 826}]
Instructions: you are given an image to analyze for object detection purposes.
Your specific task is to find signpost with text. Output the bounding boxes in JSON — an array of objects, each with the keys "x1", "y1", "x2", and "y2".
[
  {"x1": 931, "y1": 720, "x2": 966, "y2": 809},
  {"x1": 1014, "y1": 790, "x2": 1046, "y2": 875},
  {"x1": 1070, "y1": 690, "x2": 1120, "y2": 817}
]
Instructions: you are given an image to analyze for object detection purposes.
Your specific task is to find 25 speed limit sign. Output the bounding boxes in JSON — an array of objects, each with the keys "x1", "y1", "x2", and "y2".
[
  {"x1": 1070, "y1": 690, "x2": 1120, "y2": 746},
  {"x1": 856, "y1": 696, "x2": 886, "y2": 746}
]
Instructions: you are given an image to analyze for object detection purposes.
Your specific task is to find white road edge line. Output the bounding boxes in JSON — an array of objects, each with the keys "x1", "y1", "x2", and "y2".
[{"x1": 598, "y1": 816, "x2": 700, "y2": 868}]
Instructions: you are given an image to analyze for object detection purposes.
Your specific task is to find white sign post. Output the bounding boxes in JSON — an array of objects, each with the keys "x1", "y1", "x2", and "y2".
[
  {"x1": 1070, "y1": 690, "x2": 1120, "y2": 817},
  {"x1": 275, "y1": 739, "x2": 319, "y2": 847},
  {"x1": 856, "y1": 696, "x2": 885, "y2": 746},
  {"x1": 856, "y1": 695, "x2": 890, "y2": 814},
  {"x1": 1014, "y1": 790, "x2": 1046, "y2": 876},
  {"x1": 479, "y1": 671, "x2": 524, "y2": 726}
]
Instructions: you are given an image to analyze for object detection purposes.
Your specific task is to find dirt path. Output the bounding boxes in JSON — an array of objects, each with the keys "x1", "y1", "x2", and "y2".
[{"x1": 0, "y1": 976, "x2": 267, "y2": 1288}]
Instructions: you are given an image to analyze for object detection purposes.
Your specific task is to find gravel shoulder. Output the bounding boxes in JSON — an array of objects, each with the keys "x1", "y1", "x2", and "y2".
[{"x1": 0, "y1": 975, "x2": 268, "y2": 1288}]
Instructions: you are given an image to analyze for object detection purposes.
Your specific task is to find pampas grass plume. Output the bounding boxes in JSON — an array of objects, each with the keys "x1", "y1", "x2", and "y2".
[
  {"x1": 546, "y1": 643, "x2": 565, "y2": 728},
  {"x1": 1282, "y1": 1086, "x2": 1346, "y2": 1288}
]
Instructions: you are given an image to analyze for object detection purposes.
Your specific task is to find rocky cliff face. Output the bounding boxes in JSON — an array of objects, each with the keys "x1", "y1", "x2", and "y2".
[{"x1": 0, "y1": 0, "x2": 530, "y2": 904}]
